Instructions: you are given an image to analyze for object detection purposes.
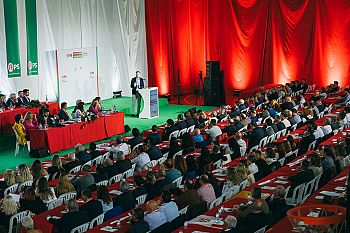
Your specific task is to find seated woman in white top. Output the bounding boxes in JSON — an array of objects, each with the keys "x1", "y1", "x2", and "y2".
[
  {"x1": 96, "y1": 185, "x2": 113, "y2": 212},
  {"x1": 72, "y1": 101, "x2": 85, "y2": 119},
  {"x1": 35, "y1": 177, "x2": 57, "y2": 204},
  {"x1": 321, "y1": 118, "x2": 333, "y2": 135}
]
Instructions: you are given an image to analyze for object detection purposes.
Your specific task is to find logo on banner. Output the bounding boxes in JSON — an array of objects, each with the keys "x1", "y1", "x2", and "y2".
[
  {"x1": 8, "y1": 63, "x2": 20, "y2": 73},
  {"x1": 73, "y1": 52, "x2": 83, "y2": 58}
]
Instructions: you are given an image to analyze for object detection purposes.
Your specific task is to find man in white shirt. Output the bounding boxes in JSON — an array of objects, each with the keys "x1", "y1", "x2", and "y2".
[
  {"x1": 313, "y1": 124, "x2": 324, "y2": 140},
  {"x1": 106, "y1": 136, "x2": 130, "y2": 158},
  {"x1": 280, "y1": 114, "x2": 291, "y2": 128},
  {"x1": 144, "y1": 200, "x2": 167, "y2": 231},
  {"x1": 292, "y1": 109, "x2": 302, "y2": 124},
  {"x1": 158, "y1": 191, "x2": 179, "y2": 222},
  {"x1": 131, "y1": 144, "x2": 150, "y2": 172},
  {"x1": 205, "y1": 119, "x2": 222, "y2": 141},
  {"x1": 235, "y1": 132, "x2": 247, "y2": 149}
]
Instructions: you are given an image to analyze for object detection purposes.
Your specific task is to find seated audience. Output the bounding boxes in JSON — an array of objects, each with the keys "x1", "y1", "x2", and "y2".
[
  {"x1": 158, "y1": 191, "x2": 179, "y2": 222},
  {"x1": 144, "y1": 200, "x2": 167, "y2": 231},
  {"x1": 31, "y1": 160, "x2": 48, "y2": 184},
  {"x1": 57, "y1": 102, "x2": 70, "y2": 121},
  {"x1": 47, "y1": 155, "x2": 65, "y2": 177},
  {"x1": 131, "y1": 144, "x2": 151, "y2": 173},
  {"x1": 103, "y1": 158, "x2": 119, "y2": 178},
  {"x1": 96, "y1": 185, "x2": 113, "y2": 212},
  {"x1": 175, "y1": 179, "x2": 201, "y2": 210},
  {"x1": 146, "y1": 125, "x2": 161, "y2": 145},
  {"x1": 88, "y1": 142, "x2": 100, "y2": 159},
  {"x1": 15, "y1": 164, "x2": 33, "y2": 184},
  {"x1": 163, "y1": 159, "x2": 182, "y2": 184},
  {"x1": 288, "y1": 160, "x2": 314, "y2": 188},
  {"x1": 21, "y1": 216, "x2": 42, "y2": 233},
  {"x1": 48, "y1": 198, "x2": 89, "y2": 233},
  {"x1": 74, "y1": 144, "x2": 91, "y2": 165},
  {"x1": 233, "y1": 187, "x2": 269, "y2": 217},
  {"x1": 174, "y1": 154, "x2": 187, "y2": 176},
  {"x1": 205, "y1": 119, "x2": 222, "y2": 142},
  {"x1": 197, "y1": 174, "x2": 216, "y2": 207},
  {"x1": 147, "y1": 139, "x2": 163, "y2": 161},
  {"x1": 92, "y1": 164, "x2": 108, "y2": 183},
  {"x1": 19, "y1": 187, "x2": 47, "y2": 215},
  {"x1": 107, "y1": 136, "x2": 130, "y2": 157},
  {"x1": 176, "y1": 114, "x2": 187, "y2": 130},
  {"x1": 71, "y1": 165, "x2": 95, "y2": 194},
  {"x1": 113, "y1": 181, "x2": 136, "y2": 212},
  {"x1": 0, "y1": 170, "x2": 16, "y2": 198},
  {"x1": 128, "y1": 207, "x2": 150, "y2": 233},
  {"x1": 114, "y1": 151, "x2": 132, "y2": 174},
  {"x1": 54, "y1": 173, "x2": 75, "y2": 197},
  {"x1": 35, "y1": 177, "x2": 57, "y2": 204},
  {"x1": 0, "y1": 195, "x2": 18, "y2": 231},
  {"x1": 164, "y1": 119, "x2": 179, "y2": 140},
  {"x1": 127, "y1": 128, "x2": 144, "y2": 150},
  {"x1": 80, "y1": 189, "x2": 103, "y2": 221},
  {"x1": 268, "y1": 185, "x2": 289, "y2": 223}
]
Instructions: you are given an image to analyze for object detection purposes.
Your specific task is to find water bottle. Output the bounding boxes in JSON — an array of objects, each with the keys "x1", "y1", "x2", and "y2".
[{"x1": 45, "y1": 95, "x2": 48, "y2": 104}]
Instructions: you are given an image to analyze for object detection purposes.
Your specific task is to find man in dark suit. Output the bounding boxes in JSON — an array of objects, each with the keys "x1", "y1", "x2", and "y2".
[
  {"x1": 75, "y1": 144, "x2": 91, "y2": 165},
  {"x1": 128, "y1": 208, "x2": 150, "y2": 233},
  {"x1": 185, "y1": 111, "x2": 195, "y2": 127},
  {"x1": 264, "y1": 118, "x2": 276, "y2": 137},
  {"x1": 247, "y1": 123, "x2": 265, "y2": 150},
  {"x1": 288, "y1": 160, "x2": 315, "y2": 188},
  {"x1": 146, "y1": 139, "x2": 163, "y2": 161},
  {"x1": 222, "y1": 119, "x2": 237, "y2": 136},
  {"x1": 130, "y1": 71, "x2": 145, "y2": 117},
  {"x1": 22, "y1": 89, "x2": 31, "y2": 105},
  {"x1": 103, "y1": 158, "x2": 119, "y2": 178},
  {"x1": 175, "y1": 179, "x2": 201, "y2": 210},
  {"x1": 146, "y1": 125, "x2": 161, "y2": 144},
  {"x1": 268, "y1": 186, "x2": 289, "y2": 224},
  {"x1": 37, "y1": 108, "x2": 55, "y2": 127},
  {"x1": 17, "y1": 91, "x2": 25, "y2": 106},
  {"x1": 5, "y1": 93, "x2": 17, "y2": 108},
  {"x1": 275, "y1": 115, "x2": 286, "y2": 131},
  {"x1": 113, "y1": 181, "x2": 137, "y2": 212},
  {"x1": 127, "y1": 128, "x2": 144, "y2": 150},
  {"x1": 48, "y1": 198, "x2": 89, "y2": 233},
  {"x1": 80, "y1": 189, "x2": 103, "y2": 221},
  {"x1": 114, "y1": 151, "x2": 132, "y2": 174},
  {"x1": 164, "y1": 119, "x2": 179, "y2": 140},
  {"x1": 57, "y1": 102, "x2": 70, "y2": 121},
  {"x1": 176, "y1": 114, "x2": 187, "y2": 130}
]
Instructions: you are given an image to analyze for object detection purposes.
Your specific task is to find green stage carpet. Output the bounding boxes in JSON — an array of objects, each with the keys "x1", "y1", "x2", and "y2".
[{"x1": 0, "y1": 97, "x2": 215, "y2": 173}]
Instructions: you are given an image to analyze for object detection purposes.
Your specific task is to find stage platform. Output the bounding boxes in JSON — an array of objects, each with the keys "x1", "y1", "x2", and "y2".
[{"x1": 0, "y1": 97, "x2": 216, "y2": 173}]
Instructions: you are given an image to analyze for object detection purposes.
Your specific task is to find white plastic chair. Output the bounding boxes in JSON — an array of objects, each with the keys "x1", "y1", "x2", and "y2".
[
  {"x1": 254, "y1": 226, "x2": 267, "y2": 233},
  {"x1": 18, "y1": 181, "x2": 33, "y2": 192},
  {"x1": 163, "y1": 152, "x2": 170, "y2": 159},
  {"x1": 179, "y1": 205, "x2": 189, "y2": 216},
  {"x1": 303, "y1": 179, "x2": 315, "y2": 199},
  {"x1": 240, "y1": 147, "x2": 247, "y2": 157},
  {"x1": 313, "y1": 174, "x2": 322, "y2": 192},
  {"x1": 278, "y1": 158, "x2": 286, "y2": 167},
  {"x1": 122, "y1": 168, "x2": 134, "y2": 179},
  {"x1": 173, "y1": 150, "x2": 183, "y2": 157},
  {"x1": 8, "y1": 210, "x2": 30, "y2": 233},
  {"x1": 168, "y1": 130, "x2": 179, "y2": 140},
  {"x1": 290, "y1": 124, "x2": 297, "y2": 132},
  {"x1": 156, "y1": 156, "x2": 167, "y2": 165},
  {"x1": 80, "y1": 161, "x2": 92, "y2": 170},
  {"x1": 274, "y1": 131, "x2": 282, "y2": 139},
  {"x1": 132, "y1": 143, "x2": 144, "y2": 153},
  {"x1": 213, "y1": 160, "x2": 223, "y2": 169},
  {"x1": 58, "y1": 192, "x2": 77, "y2": 204},
  {"x1": 280, "y1": 128, "x2": 287, "y2": 136},
  {"x1": 239, "y1": 179, "x2": 248, "y2": 190},
  {"x1": 109, "y1": 174, "x2": 123, "y2": 185},
  {"x1": 70, "y1": 222, "x2": 90, "y2": 233},
  {"x1": 136, "y1": 194, "x2": 147, "y2": 206},
  {"x1": 172, "y1": 176, "x2": 183, "y2": 188},
  {"x1": 12, "y1": 126, "x2": 30, "y2": 156},
  {"x1": 47, "y1": 198, "x2": 64, "y2": 210},
  {"x1": 187, "y1": 125, "x2": 195, "y2": 133},
  {"x1": 286, "y1": 183, "x2": 305, "y2": 206},
  {"x1": 266, "y1": 134, "x2": 275, "y2": 145},
  {"x1": 223, "y1": 186, "x2": 240, "y2": 201},
  {"x1": 258, "y1": 137, "x2": 268, "y2": 148},
  {"x1": 308, "y1": 141, "x2": 317, "y2": 151},
  {"x1": 91, "y1": 155, "x2": 103, "y2": 166},
  {"x1": 249, "y1": 145, "x2": 259, "y2": 153},
  {"x1": 142, "y1": 160, "x2": 158, "y2": 171},
  {"x1": 178, "y1": 128, "x2": 187, "y2": 138},
  {"x1": 4, "y1": 184, "x2": 19, "y2": 195},
  {"x1": 96, "y1": 180, "x2": 109, "y2": 187},
  {"x1": 68, "y1": 165, "x2": 81, "y2": 174},
  {"x1": 89, "y1": 213, "x2": 105, "y2": 229},
  {"x1": 209, "y1": 196, "x2": 223, "y2": 209}
]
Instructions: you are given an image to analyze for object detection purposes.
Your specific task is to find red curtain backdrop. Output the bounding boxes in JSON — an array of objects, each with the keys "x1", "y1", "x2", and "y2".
[{"x1": 145, "y1": 0, "x2": 350, "y2": 102}]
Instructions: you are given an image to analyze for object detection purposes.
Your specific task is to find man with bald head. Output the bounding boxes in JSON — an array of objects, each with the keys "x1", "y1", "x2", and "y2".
[{"x1": 144, "y1": 200, "x2": 167, "y2": 231}]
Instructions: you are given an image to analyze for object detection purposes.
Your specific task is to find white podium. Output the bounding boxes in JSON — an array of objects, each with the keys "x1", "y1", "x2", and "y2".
[{"x1": 138, "y1": 87, "x2": 159, "y2": 119}]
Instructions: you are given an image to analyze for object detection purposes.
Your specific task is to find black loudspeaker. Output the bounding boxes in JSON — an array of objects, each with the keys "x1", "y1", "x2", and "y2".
[
  {"x1": 124, "y1": 125, "x2": 131, "y2": 133},
  {"x1": 204, "y1": 61, "x2": 226, "y2": 106},
  {"x1": 29, "y1": 148, "x2": 50, "y2": 158}
]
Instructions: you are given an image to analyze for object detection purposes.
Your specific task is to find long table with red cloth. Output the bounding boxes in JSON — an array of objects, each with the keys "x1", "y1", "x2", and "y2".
[
  {"x1": 29, "y1": 113, "x2": 124, "y2": 153},
  {"x1": 268, "y1": 167, "x2": 349, "y2": 233},
  {"x1": 0, "y1": 102, "x2": 59, "y2": 135},
  {"x1": 318, "y1": 128, "x2": 350, "y2": 149}
]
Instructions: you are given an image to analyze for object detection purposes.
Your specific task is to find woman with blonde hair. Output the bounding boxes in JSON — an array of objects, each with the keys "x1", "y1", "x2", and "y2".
[
  {"x1": 48, "y1": 155, "x2": 65, "y2": 176},
  {"x1": 0, "y1": 169, "x2": 16, "y2": 197},
  {"x1": 236, "y1": 163, "x2": 255, "y2": 185},
  {"x1": 16, "y1": 164, "x2": 33, "y2": 184},
  {"x1": 222, "y1": 167, "x2": 239, "y2": 194},
  {"x1": 0, "y1": 195, "x2": 18, "y2": 231},
  {"x1": 23, "y1": 112, "x2": 38, "y2": 132},
  {"x1": 54, "y1": 174, "x2": 75, "y2": 197}
]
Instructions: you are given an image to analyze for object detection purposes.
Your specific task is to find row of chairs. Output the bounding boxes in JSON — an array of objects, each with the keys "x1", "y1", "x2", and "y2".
[{"x1": 168, "y1": 124, "x2": 196, "y2": 140}]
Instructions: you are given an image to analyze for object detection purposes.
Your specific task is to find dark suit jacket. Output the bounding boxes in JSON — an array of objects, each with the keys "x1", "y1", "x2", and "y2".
[
  {"x1": 77, "y1": 151, "x2": 92, "y2": 165},
  {"x1": 248, "y1": 127, "x2": 265, "y2": 149},
  {"x1": 17, "y1": 97, "x2": 25, "y2": 106},
  {"x1": 147, "y1": 146, "x2": 163, "y2": 161},
  {"x1": 164, "y1": 125, "x2": 179, "y2": 140},
  {"x1": 265, "y1": 126, "x2": 274, "y2": 137},
  {"x1": 288, "y1": 169, "x2": 314, "y2": 188},
  {"x1": 113, "y1": 192, "x2": 136, "y2": 212},
  {"x1": 128, "y1": 220, "x2": 149, "y2": 233},
  {"x1": 175, "y1": 189, "x2": 201, "y2": 210},
  {"x1": 127, "y1": 135, "x2": 144, "y2": 150},
  {"x1": 238, "y1": 212, "x2": 268, "y2": 233},
  {"x1": 5, "y1": 98, "x2": 17, "y2": 107},
  {"x1": 132, "y1": 186, "x2": 147, "y2": 199},
  {"x1": 80, "y1": 200, "x2": 103, "y2": 221},
  {"x1": 185, "y1": 118, "x2": 195, "y2": 127},
  {"x1": 115, "y1": 159, "x2": 132, "y2": 174},
  {"x1": 276, "y1": 121, "x2": 286, "y2": 131},
  {"x1": 105, "y1": 164, "x2": 119, "y2": 178},
  {"x1": 147, "y1": 133, "x2": 161, "y2": 144},
  {"x1": 89, "y1": 150, "x2": 101, "y2": 160},
  {"x1": 176, "y1": 121, "x2": 187, "y2": 130},
  {"x1": 19, "y1": 198, "x2": 47, "y2": 215},
  {"x1": 57, "y1": 109, "x2": 70, "y2": 121},
  {"x1": 271, "y1": 124, "x2": 279, "y2": 133},
  {"x1": 37, "y1": 115, "x2": 55, "y2": 126},
  {"x1": 130, "y1": 77, "x2": 145, "y2": 95},
  {"x1": 268, "y1": 198, "x2": 289, "y2": 223},
  {"x1": 298, "y1": 135, "x2": 315, "y2": 156},
  {"x1": 63, "y1": 161, "x2": 80, "y2": 172},
  {"x1": 222, "y1": 125, "x2": 236, "y2": 136},
  {"x1": 49, "y1": 210, "x2": 89, "y2": 233}
]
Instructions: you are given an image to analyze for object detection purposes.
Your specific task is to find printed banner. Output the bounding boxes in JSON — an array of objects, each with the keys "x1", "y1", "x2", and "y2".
[
  {"x1": 25, "y1": 0, "x2": 38, "y2": 75},
  {"x1": 3, "y1": 0, "x2": 21, "y2": 77}
]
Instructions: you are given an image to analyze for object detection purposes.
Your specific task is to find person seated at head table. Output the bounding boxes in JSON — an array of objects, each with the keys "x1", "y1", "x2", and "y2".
[
  {"x1": 48, "y1": 198, "x2": 89, "y2": 233},
  {"x1": 6, "y1": 93, "x2": 18, "y2": 108},
  {"x1": 71, "y1": 100, "x2": 85, "y2": 119},
  {"x1": 23, "y1": 112, "x2": 38, "y2": 132},
  {"x1": 17, "y1": 90, "x2": 25, "y2": 106},
  {"x1": 0, "y1": 94, "x2": 7, "y2": 108},
  {"x1": 57, "y1": 102, "x2": 70, "y2": 121},
  {"x1": 22, "y1": 89, "x2": 31, "y2": 104},
  {"x1": 37, "y1": 108, "x2": 56, "y2": 127},
  {"x1": 87, "y1": 99, "x2": 100, "y2": 115}
]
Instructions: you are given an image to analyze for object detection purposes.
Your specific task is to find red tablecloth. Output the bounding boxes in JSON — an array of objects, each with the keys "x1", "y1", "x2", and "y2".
[
  {"x1": 318, "y1": 128, "x2": 349, "y2": 149},
  {"x1": 268, "y1": 167, "x2": 349, "y2": 233},
  {"x1": 29, "y1": 113, "x2": 124, "y2": 153},
  {"x1": 0, "y1": 102, "x2": 59, "y2": 135}
]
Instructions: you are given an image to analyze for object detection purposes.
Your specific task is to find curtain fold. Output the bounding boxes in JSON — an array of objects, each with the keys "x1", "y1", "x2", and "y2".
[{"x1": 145, "y1": 0, "x2": 350, "y2": 102}]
